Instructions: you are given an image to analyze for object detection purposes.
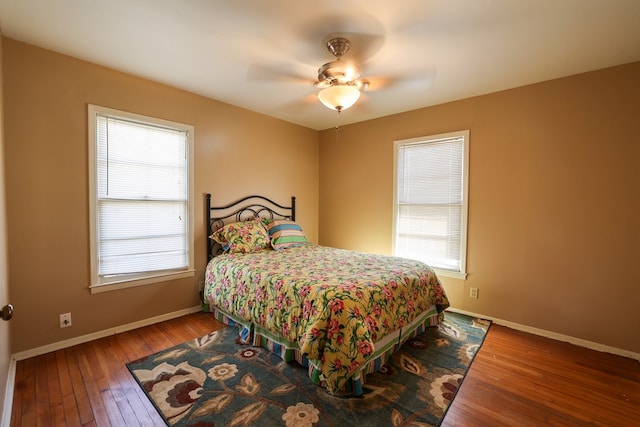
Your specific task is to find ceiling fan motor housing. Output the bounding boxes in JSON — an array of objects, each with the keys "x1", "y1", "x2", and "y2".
[
  {"x1": 317, "y1": 37, "x2": 360, "y2": 86},
  {"x1": 318, "y1": 60, "x2": 360, "y2": 85}
]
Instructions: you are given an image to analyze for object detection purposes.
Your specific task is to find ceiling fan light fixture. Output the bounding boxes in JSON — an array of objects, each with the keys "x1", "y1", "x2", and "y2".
[{"x1": 317, "y1": 84, "x2": 361, "y2": 112}]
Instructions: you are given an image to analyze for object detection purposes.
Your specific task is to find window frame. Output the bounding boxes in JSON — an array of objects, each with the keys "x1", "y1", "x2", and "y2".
[
  {"x1": 392, "y1": 130, "x2": 469, "y2": 280},
  {"x1": 88, "y1": 104, "x2": 195, "y2": 294}
]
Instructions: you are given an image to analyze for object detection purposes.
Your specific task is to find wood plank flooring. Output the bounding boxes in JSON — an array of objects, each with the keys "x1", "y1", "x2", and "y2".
[
  {"x1": 11, "y1": 312, "x2": 640, "y2": 426},
  {"x1": 443, "y1": 324, "x2": 639, "y2": 427},
  {"x1": 11, "y1": 312, "x2": 225, "y2": 427}
]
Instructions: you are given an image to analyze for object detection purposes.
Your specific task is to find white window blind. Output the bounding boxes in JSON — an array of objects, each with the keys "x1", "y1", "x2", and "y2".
[
  {"x1": 89, "y1": 105, "x2": 194, "y2": 291},
  {"x1": 394, "y1": 131, "x2": 469, "y2": 278}
]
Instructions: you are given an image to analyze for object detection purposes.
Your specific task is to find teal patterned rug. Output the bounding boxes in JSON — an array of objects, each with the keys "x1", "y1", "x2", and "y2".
[{"x1": 127, "y1": 312, "x2": 490, "y2": 426}]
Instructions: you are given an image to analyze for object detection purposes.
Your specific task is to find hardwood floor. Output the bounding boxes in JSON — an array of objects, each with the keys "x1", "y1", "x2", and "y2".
[
  {"x1": 443, "y1": 325, "x2": 640, "y2": 427},
  {"x1": 10, "y1": 312, "x2": 639, "y2": 426},
  {"x1": 11, "y1": 312, "x2": 225, "y2": 427}
]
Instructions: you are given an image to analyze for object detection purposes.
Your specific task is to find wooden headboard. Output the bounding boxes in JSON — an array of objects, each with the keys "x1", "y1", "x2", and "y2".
[{"x1": 205, "y1": 193, "x2": 296, "y2": 260}]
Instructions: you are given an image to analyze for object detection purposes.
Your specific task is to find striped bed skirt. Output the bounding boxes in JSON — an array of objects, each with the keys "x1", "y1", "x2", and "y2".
[{"x1": 203, "y1": 303, "x2": 443, "y2": 396}]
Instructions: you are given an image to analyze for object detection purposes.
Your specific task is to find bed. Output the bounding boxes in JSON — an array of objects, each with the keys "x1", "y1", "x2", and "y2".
[{"x1": 202, "y1": 194, "x2": 450, "y2": 396}]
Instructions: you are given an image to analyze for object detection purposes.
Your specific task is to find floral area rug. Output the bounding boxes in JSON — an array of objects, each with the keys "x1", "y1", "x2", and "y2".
[{"x1": 127, "y1": 311, "x2": 490, "y2": 427}]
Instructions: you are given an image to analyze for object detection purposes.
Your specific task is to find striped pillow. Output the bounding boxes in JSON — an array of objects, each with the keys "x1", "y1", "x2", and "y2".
[{"x1": 265, "y1": 219, "x2": 308, "y2": 250}]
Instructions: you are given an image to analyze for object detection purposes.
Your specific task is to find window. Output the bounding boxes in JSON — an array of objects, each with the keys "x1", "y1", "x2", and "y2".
[
  {"x1": 393, "y1": 130, "x2": 469, "y2": 279},
  {"x1": 88, "y1": 105, "x2": 195, "y2": 293}
]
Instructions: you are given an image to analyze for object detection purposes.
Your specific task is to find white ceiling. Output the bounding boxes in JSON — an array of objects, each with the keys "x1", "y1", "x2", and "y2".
[{"x1": 1, "y1": 0, "x2": 639, "y2": 130}]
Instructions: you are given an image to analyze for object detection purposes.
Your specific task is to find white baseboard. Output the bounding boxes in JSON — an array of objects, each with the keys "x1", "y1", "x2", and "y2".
[
  {"x1": 447, "y1": 307, "x2": 640, "y2": 362},
  {"x1": 12, "y1": 305, "x2": 203, "y2": 362},
  {"x1": 1, "y1": 357, "x2": 16, "y2": 427}
]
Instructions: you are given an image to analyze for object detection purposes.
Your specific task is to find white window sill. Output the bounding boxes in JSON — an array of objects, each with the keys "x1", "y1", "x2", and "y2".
[
  {"x1": 90, "y1": 269, "x2": 196, "y2": 294},
  {"x1": 433, "y1": 268, "x2": 467, "y2": 280}
]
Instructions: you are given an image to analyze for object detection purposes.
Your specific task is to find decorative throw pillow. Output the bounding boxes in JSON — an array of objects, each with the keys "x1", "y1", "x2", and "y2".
[
  {"x1": 264, "y1": 219, "x2": 308, "y2": 250},
  {"x1": 210, "y1": 220, "x2": 270, "y2": 253}
]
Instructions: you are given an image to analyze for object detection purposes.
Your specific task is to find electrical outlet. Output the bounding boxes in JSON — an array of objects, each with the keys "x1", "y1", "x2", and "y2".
[
  {"x1": 59, "y1": 312, "x2": 72, "y2": 328},
  {"x1": 469, "y1": 287, "x2": 479, "y2": 299}
]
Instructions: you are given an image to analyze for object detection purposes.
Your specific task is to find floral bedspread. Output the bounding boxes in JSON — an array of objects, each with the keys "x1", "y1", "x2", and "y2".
[{"x1": 203, "y1": 245, "x2": 449, "y2": 394}]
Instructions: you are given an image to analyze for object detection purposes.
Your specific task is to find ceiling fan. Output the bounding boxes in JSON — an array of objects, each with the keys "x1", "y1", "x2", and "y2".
[
  {"x1": 315, "y1": 37, "x2": 369, "y2": 112},
  {"x1": 248, "y1": 27, "x2": 433, "y2": 116}
]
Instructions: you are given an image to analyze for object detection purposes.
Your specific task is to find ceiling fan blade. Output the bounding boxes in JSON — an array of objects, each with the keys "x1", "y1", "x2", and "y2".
[
  {"x1": 358, "y1": 76, "x2": 394, "y2": 91},
  {"x1": 362, "y1": 67, "x2": 437, "y2": 92},
  {"x1": 290, "y1": 12, "x2": 386, "y2": 64},
  {"x1": 277, "y1": 93, "x2": 319, "y2": 114},
  {"x1": 322, "y1": 32, "x2": 385, "y2": 63},
  {"x1": 246, "y1": 63, "x2": 315, "y2": 85}
]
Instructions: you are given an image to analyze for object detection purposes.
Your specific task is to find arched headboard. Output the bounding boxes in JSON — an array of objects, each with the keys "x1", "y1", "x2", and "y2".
[{"x1": 205, "y1": 193, "x2": 296, "y2": 259}]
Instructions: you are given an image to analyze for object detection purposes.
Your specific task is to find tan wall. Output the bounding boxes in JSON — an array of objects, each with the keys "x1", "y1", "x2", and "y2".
[
  {"x1": 4, "y1": 35, "x2": 638, "y2": 356},
  {"x1": 3, "y1": 38, "x2": 319, "y2": 353},
  {"x1": 319, "y1": 62, "x2": 640, "y2": 354}
]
